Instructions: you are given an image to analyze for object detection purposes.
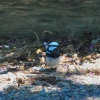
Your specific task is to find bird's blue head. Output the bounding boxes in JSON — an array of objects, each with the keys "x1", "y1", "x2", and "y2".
[{"x1": 46, "y1": 42, "x2": 60, "y2": 58}]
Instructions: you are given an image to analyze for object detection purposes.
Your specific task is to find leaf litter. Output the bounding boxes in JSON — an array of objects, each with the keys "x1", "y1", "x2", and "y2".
[{"x1": 0, "y1": 31, "x2": 100, "y2": 100}]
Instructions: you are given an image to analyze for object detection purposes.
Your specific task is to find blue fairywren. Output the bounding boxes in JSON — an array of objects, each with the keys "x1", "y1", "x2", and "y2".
[{"x1": 43, "y1": 41, "x2": 60, "y2": 68}]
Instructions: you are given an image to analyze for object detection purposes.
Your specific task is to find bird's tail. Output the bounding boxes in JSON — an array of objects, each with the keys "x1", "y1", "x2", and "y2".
[{"x1": 41, "y1": 38, "x2": 49, "y2": 50}]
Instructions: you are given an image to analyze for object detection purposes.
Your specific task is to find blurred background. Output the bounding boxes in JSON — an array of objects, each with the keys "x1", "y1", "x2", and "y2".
[{"x1": 0, "y1": 0, "x2": 100, "y2": 40}]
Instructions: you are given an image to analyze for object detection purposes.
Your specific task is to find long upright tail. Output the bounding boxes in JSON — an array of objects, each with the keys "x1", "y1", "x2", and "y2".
[{"x1": 41, "y1": 38, "x2": 49, "y2": 50}]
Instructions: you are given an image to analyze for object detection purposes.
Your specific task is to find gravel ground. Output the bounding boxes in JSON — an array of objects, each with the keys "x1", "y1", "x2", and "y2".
[{"x1": 0, "y1": 73, "x2": 100, "y2": 100}]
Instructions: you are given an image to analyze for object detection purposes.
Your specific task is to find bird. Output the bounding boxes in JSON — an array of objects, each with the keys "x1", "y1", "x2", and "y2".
[{"x1": 42, "y1": 39, "x2": 61, "y2": 68}]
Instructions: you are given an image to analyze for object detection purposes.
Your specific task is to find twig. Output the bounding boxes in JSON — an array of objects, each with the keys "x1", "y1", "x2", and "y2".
[
  {"x1": 42, "y1": 30, "x2": 53, "y2": 37},
  {"x1": 34, "y1": 32, "x2": 40, "y2": 43},
  {"x1": 77, "y1": 42, "x2": 83, "y2": 51}
]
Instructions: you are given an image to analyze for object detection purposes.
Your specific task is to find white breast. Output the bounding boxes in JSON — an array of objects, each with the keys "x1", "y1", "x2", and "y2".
[{"x1": 45, "y1": 56, "x2": 60, "y2": 68}]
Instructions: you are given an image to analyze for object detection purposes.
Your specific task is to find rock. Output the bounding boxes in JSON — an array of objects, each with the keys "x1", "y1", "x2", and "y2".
[
  {"x1": 56, "y1": 64, "x2": 69, "y2": 73},
  {"x1": 7, "y1": 72, "x2": 17, "y2": 83},
  {"x1": 3, "y1": 85, "x2": 18, "y2": 94},
  {"x1": 3, "y1": 45, "x2": 10, "y2": 49},
  {"x1": 86, "y1": 97, "x2": 94, "y2": 100},
  {"x1": 68, "y1": 65, "x2": 77, "y2": 73},
  {"x1": 40, "y1": 86, "x2": 61, "y2": 94},
  {"x1": 29, "y1": 66, "x2": 45, "y2": 73},
  {"x1": 16, "y1": 73, "x2": 26, "y2": 84},
  {"x1": 29, "y1": 86, "x2": 43, "y2": 93},
  {"x1": 0, "y1": 67, "x2": 8, "y2": 74}
]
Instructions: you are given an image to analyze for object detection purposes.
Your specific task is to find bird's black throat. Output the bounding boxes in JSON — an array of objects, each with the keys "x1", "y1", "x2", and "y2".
[{"x1": 46, "y1": 53, "x2": 60, "y2": 58}]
